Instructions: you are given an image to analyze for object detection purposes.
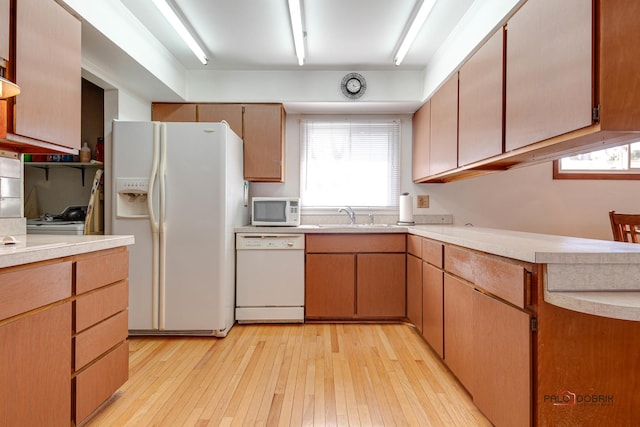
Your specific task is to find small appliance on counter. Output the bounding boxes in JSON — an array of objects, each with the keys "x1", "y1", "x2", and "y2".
[
  {"x1": 251, "y1": 196, "x2": 300, "y2": 226},
  {"x1": 27, "y1": 205, "x2": 87, "y2": 235}
]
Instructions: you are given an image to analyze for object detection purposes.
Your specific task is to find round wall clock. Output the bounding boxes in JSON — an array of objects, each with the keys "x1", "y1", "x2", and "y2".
[{"x1": 341, "y1": 73, "x2": 367, "y2": 99}]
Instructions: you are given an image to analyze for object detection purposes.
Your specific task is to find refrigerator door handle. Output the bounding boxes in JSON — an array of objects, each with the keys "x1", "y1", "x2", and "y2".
[
  {"x1": 148, "y1": 122, "x2": 161, "y2": 329},
  {"x1": 158, "y1": 123, "x2": 168, "y2": 330}
]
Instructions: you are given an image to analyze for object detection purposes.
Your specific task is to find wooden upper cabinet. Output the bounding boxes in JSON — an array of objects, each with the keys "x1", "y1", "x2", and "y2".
[
  {"x1": 150, "y1": 103, "x2": 285, "y2": 182},
  {"x1": 151, "y1": 103, "x2": 197, "y2": 122},
  {"x1": 0, "y1": 0, "x2": 8, "y2": 62},
  {"x1": 505, "y1": 0, "x2": 592, "y2": 151},
  {"x1": 13, "y1": 0, "x2": 81, "y2": 151},
  {"x1": 429, "y1": 74, "x2": 458, "y2": 175},
  {"x1": 597, "y1": 1, "x2": 640, "y2": 130},
  {"x1": 412, "y1": 100, "x2": 431, "y2": 181},
  {"x1": 458, "y1": 28, "x2": 504, "y2": 166},
  {"x1": 242, "y1": 103, "x2": 285, "y2": 182},
  {"x1": 197, "y1": 103, "x2": 243, "y2": 137}
]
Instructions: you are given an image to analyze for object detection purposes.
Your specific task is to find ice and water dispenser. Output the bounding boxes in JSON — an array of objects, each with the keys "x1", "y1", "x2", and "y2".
[{"x1": 115, "y1": 178, "x2": 150, "y2": 218}]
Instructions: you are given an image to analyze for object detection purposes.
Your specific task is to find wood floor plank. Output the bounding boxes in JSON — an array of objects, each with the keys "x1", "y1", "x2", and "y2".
[{"x1": 84, "y1": 324, "x2": 490, "y2": 427}]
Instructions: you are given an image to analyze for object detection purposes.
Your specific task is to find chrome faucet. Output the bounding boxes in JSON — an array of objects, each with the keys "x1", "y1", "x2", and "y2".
[{"x1": 338, "y1": 206, "x2": 356, "y2": 224}]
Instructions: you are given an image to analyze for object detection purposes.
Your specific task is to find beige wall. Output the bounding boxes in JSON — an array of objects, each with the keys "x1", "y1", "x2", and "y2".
[{"x1": 251, "y1": 114, "x2": 637, "y2": 241}]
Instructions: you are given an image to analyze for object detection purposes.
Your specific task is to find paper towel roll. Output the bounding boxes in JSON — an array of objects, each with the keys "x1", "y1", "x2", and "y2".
[{"x1": 398, "y1": 193, "x2": 414, "y2": 225}]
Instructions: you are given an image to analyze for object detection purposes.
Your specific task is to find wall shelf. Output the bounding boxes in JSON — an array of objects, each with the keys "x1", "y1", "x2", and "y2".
[{"x1": 25, "y1": 162, "x2": 104, "y2": 186}]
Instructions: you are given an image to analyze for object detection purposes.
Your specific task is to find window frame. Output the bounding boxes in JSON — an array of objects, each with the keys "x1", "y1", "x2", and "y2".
[
  {"x1": 553, "y1": 142, "x2": 640, "y2": 180},
  {"x1": 299, "y1": 117, "x2": 402, "y2": 210}
]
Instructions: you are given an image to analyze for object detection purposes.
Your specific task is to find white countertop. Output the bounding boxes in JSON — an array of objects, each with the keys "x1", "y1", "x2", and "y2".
[
  {"x1": 237, "y1": 223, "x2": 640, "y2": 321},
  {"x1": 0, "y1": 234, "x2": 135, "y2": 269}
]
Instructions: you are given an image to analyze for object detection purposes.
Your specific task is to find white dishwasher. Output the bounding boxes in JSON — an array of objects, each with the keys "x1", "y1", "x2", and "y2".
[{"x1": 235, "y1": 233, "x2": 305, "y2": 323}]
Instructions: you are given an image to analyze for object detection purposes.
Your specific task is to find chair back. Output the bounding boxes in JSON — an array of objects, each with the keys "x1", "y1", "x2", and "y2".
[{"x1": 609, "y1": 210, "x2": 640, "y2": 243}]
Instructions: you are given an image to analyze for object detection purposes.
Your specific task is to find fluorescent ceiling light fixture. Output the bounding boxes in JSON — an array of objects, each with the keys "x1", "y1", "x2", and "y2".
[
  {"x1": 288, "y1": 0, "x2": 305, "y2": 66},
  {"x1": 0, "y1": 76, "x2": 20, "y2": 99},
  {"x1": 151, "y1": 0, "x2": 208, "y2": 65},
  {"x1": 394, "y1": 0, "x2": 437, "y2": 66}
]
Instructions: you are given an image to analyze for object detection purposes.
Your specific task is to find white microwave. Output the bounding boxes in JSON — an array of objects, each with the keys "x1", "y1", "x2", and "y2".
[{"x1": 251, "y1": 197, "x2": 301, "y2": 226}]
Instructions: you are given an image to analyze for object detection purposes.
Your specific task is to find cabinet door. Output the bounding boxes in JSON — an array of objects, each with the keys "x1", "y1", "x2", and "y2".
[
  {"x1": 15, "y1": 0, "x2": 81, "y2": 149},
  {"x1": 422, "y1": 262, "x2": 443, "y2": 358},
  {"x1": 0, "y1": 302, "x2": 71, "y2": 425},
  {"x1": 443, "y1": 273, "x2": 474, "y2": 391},
  {"x1": 151, "y1": 103, "x2": 197, "y2": 122},
  {"x1": 356, "y1": 253, "x2": 406, "y2": 318},
  {"x1": 0, "y1": 0, "x2": 8, "y2": 62},
  {"x1": 197, "y1": 103, "x2": 243, "y2": 137},
  {"x1": 406, "y1": 253, "x2": 423, "y2": 333},
  {"x1": 473, "y1": 290, "x2": 531, "y2": 427},
  {"x1": 459, "y1": 28, "x2": 504, "y2": 166},
  {"x1": 242, "y1": 104, "x2": 284, "y2": 182},
  {"x1": 305, "y1": 253, "x2": 355, "y2": 318},
  {"x1": 412, "y1": 100, "x2": 431, "y2": 181},
  {"x1": 430, "y1": 74, "x2": 458, "y2": 175},
  {"x1": 505, "y1": 0, "x2": 592, "y2": 151}
]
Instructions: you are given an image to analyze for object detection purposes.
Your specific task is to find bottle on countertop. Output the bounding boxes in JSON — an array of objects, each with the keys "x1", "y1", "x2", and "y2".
[
  {"x1": 95, "y1": 137, "x2": 104, "y2": 162},
  {"x1": 80, "y1": 142, "x2": 91, "y2": 163}
]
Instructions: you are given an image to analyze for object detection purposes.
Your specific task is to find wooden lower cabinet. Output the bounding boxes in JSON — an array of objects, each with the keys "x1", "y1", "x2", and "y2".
[
  {"x1": 443, "y1": 273, "x2": 475, "y2": 391},
  {"x1": 0, "y1": 246, "x2": 130, "y2": 425},
  {"x1": 305, "y1": 234, "x2": 406, "y2": 320},
  {"x1": 73, "y1": 247, "x2": 129, "y2": 425},
  {"x1": 305, "y1": 253, "x2": 355, "y2": 318},
  {"x1": 473, "y1": 289, "x2": 531, "y2": 427},
  {"x1": 422, "y1": 262, "x2": 443, "y2": 358},
  {"x1": 357, "y1": 253, "x2": 406, "y2": 317},
  {"x1": 75, "y1": 341, "x2": 129, "y2": 423},
  {"x1": 536, "y1": 293, "x2": 640, "y2": 427},
  {"x1": 406, "y1": 253, "x2": 423, "y2": 333},
  {"x1": 408, "y1": 234, "x2": 640, "y2": 426},
  {"x1": 0, "y1": 302, "x2": 72, "y2": 426}
]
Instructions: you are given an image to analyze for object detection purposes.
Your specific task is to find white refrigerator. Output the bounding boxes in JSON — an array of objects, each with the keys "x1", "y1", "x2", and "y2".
[{"x1": 111, "y1": 120, "x2": 249, "y2": 337}]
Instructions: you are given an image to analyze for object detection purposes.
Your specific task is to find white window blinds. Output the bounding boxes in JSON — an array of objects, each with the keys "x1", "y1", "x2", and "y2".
[{"x1": 300, "y1": 119, "x2": 401, "y2": 208}]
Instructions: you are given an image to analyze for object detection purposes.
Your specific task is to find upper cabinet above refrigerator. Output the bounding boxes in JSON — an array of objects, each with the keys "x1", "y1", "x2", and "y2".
[{"x1": 152, "y1": 102, "x2": 286, "y2": 182}]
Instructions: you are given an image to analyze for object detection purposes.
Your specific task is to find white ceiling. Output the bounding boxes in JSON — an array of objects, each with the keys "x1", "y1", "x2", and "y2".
[{"x1": 120, "y1": 0, "x2": 475, "y2": 71}]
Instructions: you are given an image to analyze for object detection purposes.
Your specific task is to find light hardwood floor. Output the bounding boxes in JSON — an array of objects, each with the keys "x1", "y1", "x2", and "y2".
[{"x1": 85, "y1": 324, "x2": 491, "y2": 426}]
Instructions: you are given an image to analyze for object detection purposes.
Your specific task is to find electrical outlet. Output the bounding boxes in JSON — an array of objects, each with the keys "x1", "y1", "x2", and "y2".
[{"x1": 417, "y1": 195, "x2": 430, "y2": 208}]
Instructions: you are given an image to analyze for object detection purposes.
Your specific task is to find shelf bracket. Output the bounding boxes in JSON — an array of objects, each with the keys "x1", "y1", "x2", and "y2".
[
  {"x1": 69, "y1": 165, "x2": 88, "y2": 186},
  {"x1": 32, "y1": 165, "x2": 50, "y2": 181}
]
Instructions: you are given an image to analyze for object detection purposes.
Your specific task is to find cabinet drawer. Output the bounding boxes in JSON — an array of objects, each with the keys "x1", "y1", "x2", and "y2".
[
  {"x1": 306, "y1": 234, "x2": 406, "y2": 253},
  {"x1": 407, "y1": 234, "x2": 422, "y2": 257},
  {"x1": 0, "y1": 261, "x2": 71, "y2": 321},
  {"x1": 75, "y1": 310, "x2": 128, "y2": 370},
  {"x1": 76, "y1": 280, "x2": 128, "y2": 332},
  {"x1": 473, "y1": 254, "x2": 529, "y2": 308},
  {"x1": 444, "y1": 245, "x2": 474, "y2": 282},
  {"x1": 76, "y1": 248, "x2": 129, "y2": 294},
  {"x1": 75, "y1": 341, "x2": 129, "y2": 424},
  {"x1": 422, "y1": 238, "x2": 443, "y2": 267}
]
